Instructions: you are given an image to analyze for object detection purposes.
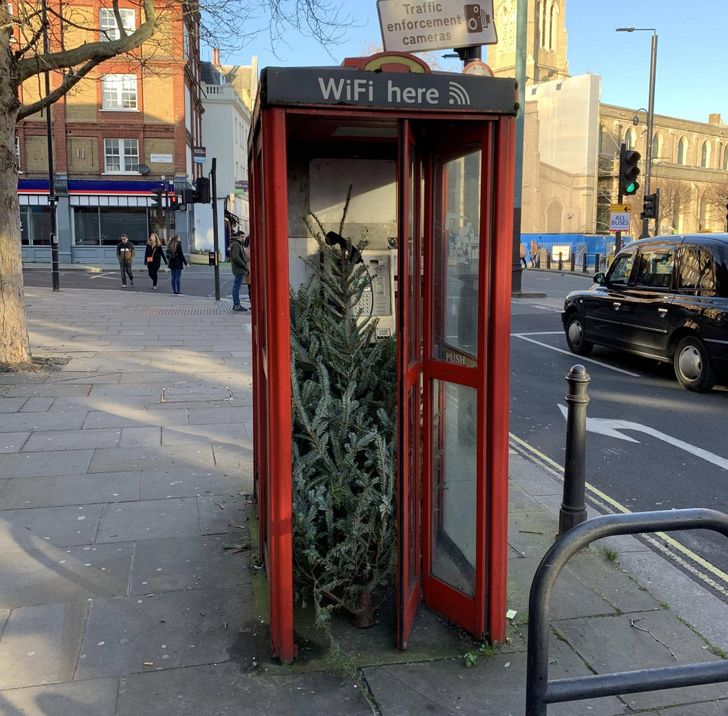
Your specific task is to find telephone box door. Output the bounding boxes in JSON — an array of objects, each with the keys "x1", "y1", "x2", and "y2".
[
  {"x1": 398, "y1": 119, "x2": 512, "y2": 646},
  {"x1": 396, "y1": 119, "x2": 424, "y2": 650}
]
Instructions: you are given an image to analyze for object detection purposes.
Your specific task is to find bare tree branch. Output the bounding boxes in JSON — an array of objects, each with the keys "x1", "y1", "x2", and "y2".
[
  {"x1": 17, "y1": 0, "x2": 155, "y2": 80},
  {"x1": 111, "y1": 0, "x2": 129, "y2": 41}
]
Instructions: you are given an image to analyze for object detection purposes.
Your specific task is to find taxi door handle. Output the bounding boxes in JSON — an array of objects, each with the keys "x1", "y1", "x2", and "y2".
[
  {"x1": 658, "y1": 307, "x2": 668, "y2": 317},
  {"x1": 612, "y1": 301, "x2": 621, "y2": 311}
]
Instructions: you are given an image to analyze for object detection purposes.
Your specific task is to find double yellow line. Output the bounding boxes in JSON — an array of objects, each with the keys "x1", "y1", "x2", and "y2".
[{"x1": 509, "y1": 432, "x2": 728, "y2": 598}]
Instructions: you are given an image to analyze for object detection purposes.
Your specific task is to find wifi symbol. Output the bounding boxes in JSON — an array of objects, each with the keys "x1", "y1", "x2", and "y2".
[{"x1": 448, "y1": 81, "x2": 471, "y2": 106}]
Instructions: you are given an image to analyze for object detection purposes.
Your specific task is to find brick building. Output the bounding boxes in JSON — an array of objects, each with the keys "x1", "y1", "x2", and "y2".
[{"x1": 17, "y1": 0, "x2": 203, "y2": 263}]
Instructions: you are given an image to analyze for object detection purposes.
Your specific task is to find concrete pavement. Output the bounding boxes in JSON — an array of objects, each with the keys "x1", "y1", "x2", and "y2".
[{"x1": 0, "y1": 285, "x2": 727, "y2": 715}]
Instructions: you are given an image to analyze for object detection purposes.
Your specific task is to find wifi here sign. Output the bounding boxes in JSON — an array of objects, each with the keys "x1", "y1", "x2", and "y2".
[{"x1": 261, "y1": 68, "x2": 516, "y2": 114}]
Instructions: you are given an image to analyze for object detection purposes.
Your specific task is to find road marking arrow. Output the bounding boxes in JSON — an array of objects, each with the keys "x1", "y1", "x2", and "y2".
[{"x1": 558, "y1": 404, "x2": 728, "y2": 471}]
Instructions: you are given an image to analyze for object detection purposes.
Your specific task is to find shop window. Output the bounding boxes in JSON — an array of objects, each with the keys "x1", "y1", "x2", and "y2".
[
  {"x1": 20, "y1": 206, "x2": 51, "y2": 245},
  {"x1": 74, "y1": 207, "x2": 101, "y2": 245},
  {"x1": 99, "y1": 207, "x2": 147, "y2": 245}
]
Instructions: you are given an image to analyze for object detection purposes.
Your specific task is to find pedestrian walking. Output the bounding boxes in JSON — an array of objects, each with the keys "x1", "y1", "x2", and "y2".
[
  {"x1": 519, "y1": 241, "x2": 528, "y2": 269},
  {"x1": 230, "y1": 231, "x2": 249, "y2": 312},
  {"x1": 116, "y1": 233, "x2": 135, "y2": 287},
  {"x1": 166, "y1": 233, "x2": 188, "y2": 295},
  {"x1": 144, "y1": 233, "x2": 167, "y2": 290},
  {"x1": 243, "y1": 234, "x2": 252, "y2": 309},
  {"x1": 530, "y1": 239, "x2": 539, "y2": 268}
]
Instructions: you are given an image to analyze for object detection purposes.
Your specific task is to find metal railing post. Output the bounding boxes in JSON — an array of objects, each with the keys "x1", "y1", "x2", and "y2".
[
  {"x1": 557, "y1": 252, "x2": 563, "y2": 271},
  {"x1": 582, "y1": 253, "x2": 588, "y2": 273},
  {"x1": 559, "y1": 365, "x2": 590, "y2": 535},
  {"x1": 595, "y1": 253, "x2": 600, "y2": 273},
  {"x1": 570, "y1": 251, "x2": 575, "y2": 272}
]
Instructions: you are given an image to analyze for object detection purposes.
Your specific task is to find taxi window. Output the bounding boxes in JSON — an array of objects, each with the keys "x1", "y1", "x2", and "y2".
[
  {"x1": 678, "y1": 246, "x2": 715, "y2": 295},
  {"x1": 606, "y1": 251, "x2": 635, "y2": 286},
  {"x1": 634, "y1": 249, "x2": 674, "y2": 289}
]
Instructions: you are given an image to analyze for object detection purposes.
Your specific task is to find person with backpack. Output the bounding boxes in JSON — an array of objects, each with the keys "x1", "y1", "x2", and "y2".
[
  {"x1": 144, "y1": 233, "x2": 167, "y2": 290},
  {"x1": 116, "y1": 234, "x2": 135, "y2": 287},
  {"x1": 166, "y1": 233, "x2": 188, "y2": 294}
]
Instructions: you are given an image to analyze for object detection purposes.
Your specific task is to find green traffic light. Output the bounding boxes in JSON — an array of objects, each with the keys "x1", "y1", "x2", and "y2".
[{"x1": 625, "y1": 181, "x2": 637, "y2": 195}]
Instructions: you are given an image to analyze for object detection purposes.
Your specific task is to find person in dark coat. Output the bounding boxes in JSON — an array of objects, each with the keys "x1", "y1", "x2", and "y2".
[
  {"x1": 116, "y1": 234, "x2": 135, "y2": 287},
  {"x1": 166, "y1": 233, "x2": 188, "y2": 294},
  {"x1": 229, "y1": 232, "x2": 249, "y2": 312},
  {"x1": 144, "y1": 233, "x2": 167, "y2": 290}
]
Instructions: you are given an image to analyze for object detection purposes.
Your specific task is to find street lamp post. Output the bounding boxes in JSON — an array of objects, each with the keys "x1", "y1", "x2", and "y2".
[{"x1": 616, "y1": 27, "x2": 658, "y2": 239}]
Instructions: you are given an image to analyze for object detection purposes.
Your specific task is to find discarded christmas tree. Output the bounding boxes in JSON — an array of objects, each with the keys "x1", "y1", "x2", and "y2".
[{"x1": 290, "y1": 194, "x2": 396, "y2": 630}]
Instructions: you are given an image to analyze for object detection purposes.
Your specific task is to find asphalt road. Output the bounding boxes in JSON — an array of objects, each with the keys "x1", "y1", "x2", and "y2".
[
  {"x1": 513, "y1": 269, "x2": 728, "y2": 599},
  {"x1": 23, "y1": 264, "x2": 234, "y2": 299}
]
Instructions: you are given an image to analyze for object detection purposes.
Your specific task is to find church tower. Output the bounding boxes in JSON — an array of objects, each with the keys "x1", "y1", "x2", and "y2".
[{"x1": 486, "y1": 0, "x2": 569, "y2": 83}]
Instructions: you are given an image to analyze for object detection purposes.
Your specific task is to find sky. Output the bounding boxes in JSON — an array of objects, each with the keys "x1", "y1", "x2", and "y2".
[{"x1": 219, "y1": 0, "x2": 728, "y2": 125}]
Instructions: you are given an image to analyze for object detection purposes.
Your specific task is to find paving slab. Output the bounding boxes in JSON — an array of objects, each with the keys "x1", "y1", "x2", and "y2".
[
  {"x1": 0, "y1": 411, "x2": 88, "y2": 433},
  {"x1": 197, "y1": 495, "x2": 246, "y2": 535},
  {"x1": 187, "y1": 406, "x2": 251, "y2": 425},
  {"x1": 88, "y1": 445, "x2": 214, "y2": 473},
  {"x1": 211, "y1": 441, "x2": 251, "y2": 469},
  {"x1": 82, "y1": 408, "x2": 188, "y2": 429},
  {"x1": 20, "y1": 397, "x2": 55, "y2": 412},
  {"x1": 140, "y1": 466, "x2": 248, "y2": 499},
  {"x1": 21, "y1": 428, "x2": 122, "y2": 452},
  {"x1": 96, "y1": 498, "x2": 200, "y2": 543},
  {"x1": 0, "y1": 471, "x2": 140, "y2": 509},
  {"x1": 117, "y1": 663, "x2": 371, "y2": 716},
  {"x1": 507, "y1": 556, "x2": 617, "y2": 621},
  {"x1": 0, "y1": 449, "x2": 94, "y2": 479},
  {"x1": 655, "y1": 701, "x2": 728, "y2": 715},
  {"x1": 0, "y1": 601, "x2": 87, "y2": 690},
  {"x1": 0, "y1": 542, "x2": 132, "y2": 608},
  {"x1": 0, "y1": 433, "x2": 30, "y2": 453},
  {"x1": 130, "y1": 535, "x2": 249, "y2": 594},
  {"x1": 364, "y1": 641, "x2": 628, "y2": 715},
  {"x1": 0, "y1": 676, "x2": 119, "y2": 716},
  {"x1": 0, "y1": 385, "x2": 92, "y2": 398},
  {"x1": 557, "y1": 610, "x2": 728, "y2": 710},
  {"x1": 0, "y1": 504, "x2": 102, "y2": 550},
  {"x1": 76, "y1": 587, "x2": 253, "y2": 680},
  {"x1": 0, "y1": 398, "x2": 27, "y2": 413},
  {"x1": 44, "y1": 372, "x2": 122, "y2": 385},
  {"x1": 119, "y1": 426, "x2": 161, "y2": 448}
]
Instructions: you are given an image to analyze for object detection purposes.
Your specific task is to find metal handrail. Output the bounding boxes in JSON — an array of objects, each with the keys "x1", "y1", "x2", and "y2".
[{"x1": 526, "y1": 509, "x2": 728, "y2": 715}]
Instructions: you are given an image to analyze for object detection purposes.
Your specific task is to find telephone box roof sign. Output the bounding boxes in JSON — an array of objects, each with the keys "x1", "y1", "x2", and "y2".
[
  {"x1": 259, "y1": 66, "x2": 516, "y2": 114},
  {"x1": 377, "y1": 0, "x2": 497, "y2": 54}
]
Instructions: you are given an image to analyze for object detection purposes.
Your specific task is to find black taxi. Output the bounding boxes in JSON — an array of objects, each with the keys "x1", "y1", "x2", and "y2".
[{"x1": 562, "y1": 234, "x2": 728, "y2": 392}]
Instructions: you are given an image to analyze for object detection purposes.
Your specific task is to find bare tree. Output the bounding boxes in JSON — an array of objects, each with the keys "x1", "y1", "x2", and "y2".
[
  {"x1": 651, "y1": 177, "x2": 690, "y2": 235},
  {"x1": 0, "y1": 0, "x2": 348, "y2": 366}
]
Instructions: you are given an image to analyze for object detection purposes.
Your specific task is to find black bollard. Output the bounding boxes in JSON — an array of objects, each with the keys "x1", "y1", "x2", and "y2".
[
  {"x1": 559, "y1": 365, "x2": 590, "y2": 536},
  {"x1": 594, "y1": 253, "x2": 600, "y2": 273},
  {"x1": 558, "y1": 252, "x2": 563, "y2": 271},
  {"x1": 582, "y1": 252, "x2": 588, "y2": 273},
  {"x1": 570, "y1": 251, "x2": 575, "y2": 272},
  {"x1": 547, "y1": 252, "x2": 551, "y2": 270}
]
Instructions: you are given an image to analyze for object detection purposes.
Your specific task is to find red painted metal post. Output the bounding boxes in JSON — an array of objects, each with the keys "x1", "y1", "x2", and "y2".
[
  {"x1": 487, "y1": 116, "x2": 516, "y2": 643},
  {"x1": 262, "y1": 108, "x2": 295, "y2": 663}
]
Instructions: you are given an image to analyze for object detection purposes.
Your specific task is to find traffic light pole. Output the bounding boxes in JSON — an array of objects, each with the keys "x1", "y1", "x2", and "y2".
[
  {"x1": 210, "y1": 158, "x2": 220, "y2": 301},
  {"x1": 641, "y1": 32, "x2": 658, "y2": 238},
  {"x1": 615, "y1": 143, "x2": 625, "y2": 253},
  {"x1": 42, "y1": 0, "x2": 59, "y2": 292}
]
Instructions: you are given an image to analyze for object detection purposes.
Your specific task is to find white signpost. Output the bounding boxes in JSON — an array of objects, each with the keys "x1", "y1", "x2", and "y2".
[
  {"x1": 609, "y1": 203, "x2": 631, "y2": 232},
  {"x1": 377, "y1": 0, "x2": 497, "y2": 54}
]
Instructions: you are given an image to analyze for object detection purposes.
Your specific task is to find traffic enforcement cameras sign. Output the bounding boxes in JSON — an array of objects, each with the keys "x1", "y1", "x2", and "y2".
[{"x1": 377, "y1": 0, "x2": 497, "y2": 54}]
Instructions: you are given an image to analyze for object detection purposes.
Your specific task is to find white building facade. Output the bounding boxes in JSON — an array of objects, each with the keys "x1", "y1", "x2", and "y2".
[{"x1": 194, "y1": 62, "x2": 251, "y2": 255}]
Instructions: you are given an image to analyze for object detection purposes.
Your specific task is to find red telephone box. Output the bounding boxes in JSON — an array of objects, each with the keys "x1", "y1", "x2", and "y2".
[{"x1": 248, "y1": 53, "x2": 516, "y2": 662}]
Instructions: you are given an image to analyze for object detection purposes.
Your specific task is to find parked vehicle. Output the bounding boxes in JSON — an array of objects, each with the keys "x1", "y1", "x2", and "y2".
[{"x1": 562, "y1": 234, "x2": 728, "y2": 392}]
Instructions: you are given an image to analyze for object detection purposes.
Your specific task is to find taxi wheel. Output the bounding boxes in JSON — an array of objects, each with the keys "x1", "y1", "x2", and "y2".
[
  {"x1": 565, "y1": 313, "x2": 593, "y2": 356},
  {"x1": 674, "y1": 336, "x2": 715, "y2": 392}
]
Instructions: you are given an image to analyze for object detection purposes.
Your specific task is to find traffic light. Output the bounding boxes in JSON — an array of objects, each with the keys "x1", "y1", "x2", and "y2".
[
  {"x1": 151, "y1": 188, "x2": 163, "y2": 209},
  {"x1": 619, "y1": 144, "x2": 641, "y2": 196},
  {"x1": 169, "y1": 194, "x2": 180, "y2": 211},
  {"x1": 642, "y1": 192, "x2": 659, "y2": 220},
  {"x1": 194, "y1": 176, "x2": 210, "y2": 204}
]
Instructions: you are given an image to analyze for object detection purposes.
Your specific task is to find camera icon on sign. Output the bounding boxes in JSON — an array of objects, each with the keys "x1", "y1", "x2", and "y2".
[{"x1": 464, "y1": 4, "x2": 486, "y2": 33}]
